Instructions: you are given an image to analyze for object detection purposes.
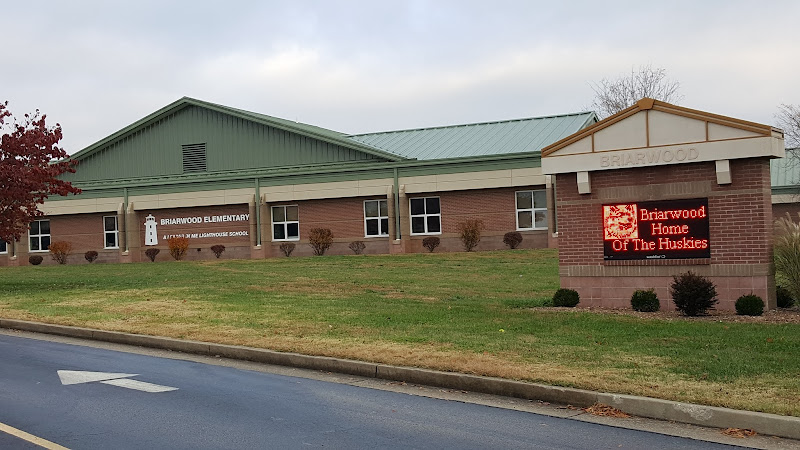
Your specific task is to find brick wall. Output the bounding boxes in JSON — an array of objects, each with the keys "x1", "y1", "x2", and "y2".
[{"x1": 556, "y1": 158, "x2": 775, "y2": 310}]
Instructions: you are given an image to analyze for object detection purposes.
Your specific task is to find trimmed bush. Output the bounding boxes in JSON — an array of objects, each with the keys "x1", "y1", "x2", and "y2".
[
  {"x1": 308, "y1": 228, "x2": 333, "y2": 256},
  {"x1": 145, "y1": 248, "x2": 160, "y2": 262},
  {"x1": 670, "y1": 271, "x2": 718, "y2": 316},
  {"x1": 279, "y1": 242, "x2": 295, "y2": 257},
  {"x1": 422, "y1": 237, "x2": 440, "y2": 253},
  {"x1": 458, "y1": 219, "x2": 485, "y2": 252},
  {"x1": 776, "y1": 285, "x2": 795, "y2": 308},
  {"x1": 48, "y1": 241, "x2": 72, "y2": 265},
  {"x1": 735, "y1": 294, "x2": 765, "y2": 316},
  {"x1": 631, "y1": 289, "x2": 660, "y2": 312},
  {"x1": 348, "y1": 241, "x2": 366, "y2": 255},
  {"x1": 84, "y1": 251, "x2": 99, "y2": 263},
  {"x1": 503, "y1": 232, "x2": 523, "y2": 249},
  {"x1": 210, "y1": 244, "x2": 225, "y2": 258},
  {"x1": 552, "y1": 288, "x2": 579, "y2": 307},
  {"x1": 29, "y1": 255, "x2": 43, "y2": 265},
  {"x1": 168, "y1": 237, "x2": 190, "y2": 261}
]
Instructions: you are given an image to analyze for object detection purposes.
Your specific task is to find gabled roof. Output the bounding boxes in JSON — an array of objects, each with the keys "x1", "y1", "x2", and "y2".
[
  {"x1": 69, "y1": 97, "x2": 406, "y2": 163},
  {"x1": 346, "y1": 111, "x2": 597, "y2": 160},
  {"x1": 542, "y1": 98, "x2": 782, "y2": 158}
]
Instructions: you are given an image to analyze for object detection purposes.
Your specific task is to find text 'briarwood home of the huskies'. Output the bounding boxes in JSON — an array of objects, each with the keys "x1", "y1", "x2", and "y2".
[{"x1": 603, "y1": 198, "x2": 710, "y2": 260}]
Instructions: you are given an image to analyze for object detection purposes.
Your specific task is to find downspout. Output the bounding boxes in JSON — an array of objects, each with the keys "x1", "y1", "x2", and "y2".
[
  {"x1": 393, "y1": 167, "x2": 401, "y2": 240},
  {"x1": 123, "y1": 187, "x2": 129, "y2": 252},
  {"x1": 255, "y1": 178, "x2": 261, "y2": 246}
]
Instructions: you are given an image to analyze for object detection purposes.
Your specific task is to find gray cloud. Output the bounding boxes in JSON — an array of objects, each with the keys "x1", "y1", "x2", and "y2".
[{"x1": 2, "y1": 1, "x2": 798, "y2": 153}]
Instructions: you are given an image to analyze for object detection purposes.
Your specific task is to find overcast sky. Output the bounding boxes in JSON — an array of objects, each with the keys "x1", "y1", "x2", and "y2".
[{"x1": 2, "y1": 1, "x2": 798, "y2": 153}]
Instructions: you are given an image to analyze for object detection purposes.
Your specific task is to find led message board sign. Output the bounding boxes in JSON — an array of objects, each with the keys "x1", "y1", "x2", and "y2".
[{"x1": 603, "y1": 198, "x2": 710, "y2": 260}]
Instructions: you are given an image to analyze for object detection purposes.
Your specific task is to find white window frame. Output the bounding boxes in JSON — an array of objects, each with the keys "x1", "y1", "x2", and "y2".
[
  {"x1": 0, "y1": 241, "x2": 7, "y2": 254},
  {"x1": 29, "y1": 219, "x2": 51, "y2": 252},
  {"x1": 409, "y1": 196, "x2": 442, "y2": 236},
  {"x1": 104, "y1": 215, "x2": 119, "y2": 249},
  {"x1": 516, "y1": 190, "x2": 548, "y2": 231},
  {"x1": 272, "y1": 205, "x2": 300, "y2": 241},
  {"x1": 364, "y1": 199, "x2": 389, "y2": 238}
]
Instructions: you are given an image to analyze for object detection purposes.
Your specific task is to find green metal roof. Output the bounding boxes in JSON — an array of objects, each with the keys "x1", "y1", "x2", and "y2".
[
  {"x1": 69, "y1": 97, "x2": 405, "y2": 164},
  {"x1": 346, "y1": 112, "x2": 598, "y2": 160},
  {"x1": 772, "y1": 148, "x2": 800, "y2": 190}
]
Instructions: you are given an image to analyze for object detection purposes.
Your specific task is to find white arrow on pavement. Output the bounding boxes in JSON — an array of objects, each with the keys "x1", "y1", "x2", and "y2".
[{"x1": 57, "y1": 370, "x2": 178, "y2": 393}]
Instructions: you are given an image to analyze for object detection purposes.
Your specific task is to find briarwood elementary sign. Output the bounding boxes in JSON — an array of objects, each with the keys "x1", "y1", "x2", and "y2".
[{"x1": 144, "y1": 213, "x2": 250, "y2": 245}]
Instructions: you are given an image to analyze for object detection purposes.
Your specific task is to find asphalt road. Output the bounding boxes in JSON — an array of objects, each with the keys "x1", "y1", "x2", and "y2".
[{"x1": 0, "y1": 333, "x2": 749, "y2": 449}]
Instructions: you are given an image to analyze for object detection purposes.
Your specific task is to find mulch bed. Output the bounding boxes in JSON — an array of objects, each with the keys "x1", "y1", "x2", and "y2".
[{"x1": 539, "y1": 306, "x2": 800, "y2": 324}]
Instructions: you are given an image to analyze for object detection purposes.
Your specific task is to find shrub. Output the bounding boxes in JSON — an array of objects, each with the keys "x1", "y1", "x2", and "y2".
[
  {"x1": 670, "y1": 271, "x2": 718, "y2": 316},
  {"x1": 552, "y1": 288, "x2": 579, "y2": 307},
  {"x1": 168, "y1": 237, "x2": 190, "y2": 261},
  {"x1": 776, "y1": 285, "x2": 795, "y2": 308},
  {"x1": 29, "y1": 255, "x2": 43, "y2": 265},
  {"x1": 308, "y1": 228, "x2": 333, "y2": 256},
  {"x1": 630, "y1": 289, "x2": 660, "y2": 312},
  {"x1": 84, "y1": 251, "x2": 99, "y2": 263},
  {"x1": 145, "y1": 248, "x2": 160, "y2": 262},
  {"x1": 458, "y1": 219, "x2": 485, "y2": 252},
  {"x1": 210, "y1": 245, "x2": 226, "y2": 258},
  {"x1": 422, "y1": 237, "x2": 440, "y2": 253},
  {"x1": 503, "y1": 232, "x2": 523, "y2": 249},
  {"x1": 48, "y1": 241, "x2": 72, "y2": 265},
  {"x1": 279, "y1": 242, "x2": 295, "y2": 257},
  {"x1": 349, "y1": 241, "x2": 366, "y2": 255},
  {"x1": 774, "y1": 213, "x2": 800, "y2": 304},
  {"x1": 735, "y1": 294, "x2": 765, "y2": 316}
]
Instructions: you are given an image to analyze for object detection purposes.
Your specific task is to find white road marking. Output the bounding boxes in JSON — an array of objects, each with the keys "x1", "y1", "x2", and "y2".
[
  {"x1": 57, "y1": 370, "x2": 178, "y2": 393},
  {"x1": 101, "y1": 378, "x2": 178, "y2": 393},
  {"x1": 57, "y1": 370, "x2": 138, "y2": 385}
]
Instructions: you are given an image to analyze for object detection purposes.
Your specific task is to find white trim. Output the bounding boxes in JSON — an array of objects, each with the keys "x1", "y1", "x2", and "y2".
[
  {"x1": 29, "y1": 219, "x2": 51, "y2": 252},
  {"x1": 0, "y1": 241, "x2": 7, "y2": 254},
  {"x1": 271, "y1": 205, "x2": 300, "y2": 242},
  {"x1": 515, "y1": 190, "x2": 548, "y2": 231},
  {"x1": 103, "y1": 215, "x2": 119, "y2": 249},
  {"x1": 409, "y1": 196, "x2": 442, "y2": 236},
  {"x1": 363, "y1": 199, "x2": 389, "y2": 238}
]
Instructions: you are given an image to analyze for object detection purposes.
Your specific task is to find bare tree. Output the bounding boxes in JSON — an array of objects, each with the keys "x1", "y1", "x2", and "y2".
[
  {"x1": 776, "y1": 103, "x2": 800, "y2": 148},
  {"x1": 589, "y1": 65, "x2": 682, "y2": 119}
]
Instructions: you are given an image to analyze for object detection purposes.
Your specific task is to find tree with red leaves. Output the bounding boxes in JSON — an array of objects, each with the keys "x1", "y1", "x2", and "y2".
[{"x1": 0, "y1": 101, "x2": 80, "y2": 244}]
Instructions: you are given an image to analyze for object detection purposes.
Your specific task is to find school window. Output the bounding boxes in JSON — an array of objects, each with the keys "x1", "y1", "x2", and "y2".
[
  {"x1": 104, "y1": 216, "x2": 119, "y2": 249},
  {"x1": 410, "y1": 197, "x2": 441, "y2": 235},
  {"x1": 0, "y1": 241, "x2": 6, "y2": 254},
  {"x1": 364, "y1": 200, "x2": 389, "y2": 237},
  {"x1": 272, "y1": 205, "x2": 299, "y2": 241},
  {"x1": 516, "y1": 190, "x2": 547, "y2": 230},
  {"x1": 29, "y1": 219, "x2": 51, "y2": 252}
]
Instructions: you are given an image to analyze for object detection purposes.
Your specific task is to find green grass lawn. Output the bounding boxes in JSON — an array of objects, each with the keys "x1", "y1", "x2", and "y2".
[{"x1": 1, "y1": 249, "x2": 798, "y2": 416}]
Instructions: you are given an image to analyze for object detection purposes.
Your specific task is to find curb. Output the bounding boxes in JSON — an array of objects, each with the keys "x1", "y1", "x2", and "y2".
[{"x1": 2, "y1": 318, "x2": 799, "y2": 441}]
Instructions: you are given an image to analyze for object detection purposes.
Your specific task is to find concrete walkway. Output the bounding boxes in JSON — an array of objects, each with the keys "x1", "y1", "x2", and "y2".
[{"x1": 2, "y1": 318, "x2": 798, "y2": 443}]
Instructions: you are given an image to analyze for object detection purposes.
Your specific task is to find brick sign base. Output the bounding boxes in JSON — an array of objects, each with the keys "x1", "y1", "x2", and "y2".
[{"x1": 555, "y1": 159, "x2": 775, "y2": 310}]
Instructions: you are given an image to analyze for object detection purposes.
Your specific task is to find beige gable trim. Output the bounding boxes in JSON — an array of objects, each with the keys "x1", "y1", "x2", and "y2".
[{"x1": 541, "y1": 98, "x2": 785, "y2": 175}]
